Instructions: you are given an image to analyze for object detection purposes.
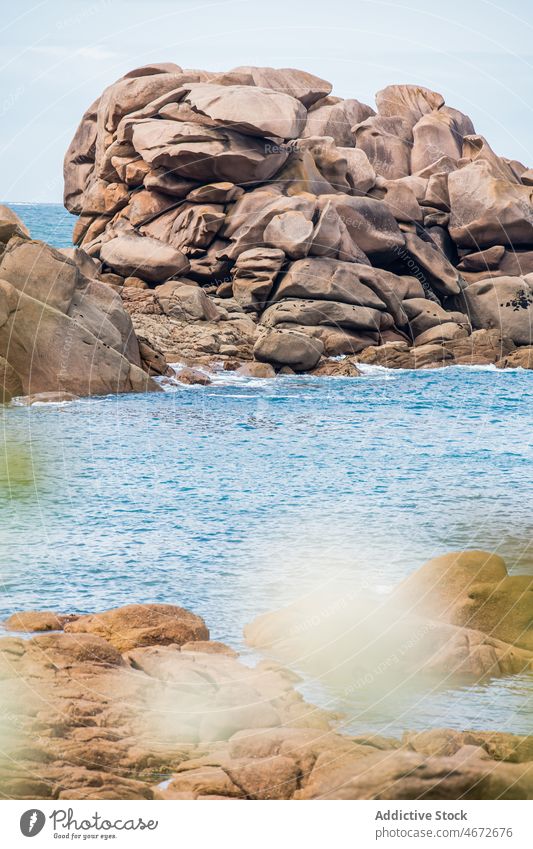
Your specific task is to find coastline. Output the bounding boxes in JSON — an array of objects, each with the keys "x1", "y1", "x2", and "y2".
[{"x1": 1, "y1": 550, "x2": 532, "y2": 800}]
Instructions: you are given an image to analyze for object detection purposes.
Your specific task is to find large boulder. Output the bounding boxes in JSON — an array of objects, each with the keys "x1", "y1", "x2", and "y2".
[
  {"x1": 394, "y1": 551, "x2": 533, "y2": 653},
  {"x1": 227, "y1": 66, "x2": 332, "y2": 107},
  {"x1": 375, "y1": 84, "x2": 444, "y2": 126},
  {"x1": 0, "y1": 237, "x2": 79, "y2": 312},
  {"x1": 310, "y1": 200, "x2": 371, "y2": 263},
  {"x1": 449, "y1": 161, "x2": 533, "y2": 249},
  {"x1": 261, "y1": 298, "x2": 388, "y2": 332},
  {"x1": 0, "y1": 279, "x2": 156, "y2": 397},
  {"x1": 402, "y1": 297, "x2": 469, "y2": 337},
  {"x1": 461, "y1": 277, "x2": 533, "y2": 345},
  {"x1": 273, "y1": 258, "x2": 387, "y2": 310},
  {"x1": 352, "y1": 115, "x2": 412, "y2": 180},
  {"x1": 100, "y1": 234, "x2": 190, "y2": 282},
  {"x1": 302, "y1": 98, "x2": 374, "y2": 146},
  {"x1": 0, "y1": 205, "x2": 30, "y2": 243},
  {"x1": 64, "y1": 603, "x2": 209, "y2": 652},
  {"x1": 172, "y1": 83, "x2": 307, "y2": 139},
  {"x1": 231, "y1": 247, "x2": 285, "y2": 311},
  {"x1": 401, "y1": 231, "x2": 462, "y2": 296},
  {"x1": 263, "y1": 211, "x2": 313, "y2": 259},
  {"x1": 319, "y1": 195, "x2": 405, "y2": 261},
  {"x1": 130, "y1": 120, "x2": 288, "y2": 185},
  {"x1": 220, "y1": 188, "x2": 316, "y2": 260},
  {"x1": 154, "y1": 279, "x2": 221, "y2": 321},
  {"x1": 0, "y1": 228, "x2": 159, "y2": 398},
  {"x1": 253, "y1": 328, "x2": 323, "y2": 371}
]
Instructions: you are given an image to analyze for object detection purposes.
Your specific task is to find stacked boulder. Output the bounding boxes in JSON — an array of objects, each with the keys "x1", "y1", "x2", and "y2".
[
  {"x1": 0, "y1": 205, "x2": 160, "y2": 401},
  {"x1": 65, "y1": 63, "x2": 533, "y2": 372}
]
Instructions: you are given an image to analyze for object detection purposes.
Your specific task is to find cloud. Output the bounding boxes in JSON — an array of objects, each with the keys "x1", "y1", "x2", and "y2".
[{"x1": 30, "y1": 45, "x2": 119, "y2": 61}]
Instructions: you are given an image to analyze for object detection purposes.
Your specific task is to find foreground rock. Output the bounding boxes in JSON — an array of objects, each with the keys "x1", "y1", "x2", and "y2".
[
  {"x1": 395, "y1": 550, "x2": 533, "y2": 652},
  {"x1": 0, "y1": 212, "x2": 161, "y2": 400},
  {"x1": 1, "y1": 549, "x2": 531, "y2": 800},
  {"x1": 245, "y1": 554, "x2": 533, "y2": 686},
  {"x1": 62, "y1": 65, "x2": 533, "y2": 373}
]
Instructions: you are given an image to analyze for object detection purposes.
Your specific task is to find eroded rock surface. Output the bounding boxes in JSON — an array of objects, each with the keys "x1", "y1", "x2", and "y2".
[
  {"x1": 0, "y1": 214, "x2": 161, "y2": 400},
  {"x1": 1, "y1": 549, "x2": 531, "y2": 800},
  {"x1": 61, "y1": 66, "x2": 533, "y2": 375}
]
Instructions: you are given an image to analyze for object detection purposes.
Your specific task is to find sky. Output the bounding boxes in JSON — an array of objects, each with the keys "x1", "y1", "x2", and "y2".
[{"x1": 1, "y1": 0, "x2": 533, "y2": 202}]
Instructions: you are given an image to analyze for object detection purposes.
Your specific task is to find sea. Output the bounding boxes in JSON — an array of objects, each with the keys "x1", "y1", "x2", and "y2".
[{"x1": 0, "y1": 202, "x2": 531, "y2": 737}]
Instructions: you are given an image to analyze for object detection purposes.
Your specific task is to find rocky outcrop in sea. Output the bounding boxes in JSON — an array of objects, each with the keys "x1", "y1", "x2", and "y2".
[
  {"x1": 1, "y1": 551, "x2": 532, "y2": 800},
  {"x1": 62, "y1": 62, "x2": 533, "y2": 374},
  {"x1": 0, "y1": 205, "x2": 161, "y2": 401}
]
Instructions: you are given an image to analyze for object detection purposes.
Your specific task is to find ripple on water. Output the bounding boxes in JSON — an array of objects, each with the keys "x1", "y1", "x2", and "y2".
[{"x1": 2, "y1": 203, "x2": 532, "y2": 735}]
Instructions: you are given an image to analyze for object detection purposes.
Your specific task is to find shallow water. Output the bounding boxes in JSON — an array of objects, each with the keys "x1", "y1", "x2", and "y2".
[{"x1": 1, "y1": 203, "x2": 531, "y2": 737}]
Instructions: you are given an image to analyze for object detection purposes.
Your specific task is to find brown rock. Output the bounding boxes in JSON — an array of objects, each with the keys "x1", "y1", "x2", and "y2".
[
  {"x1": 175, "y1": 83, "x2": 307, "y2": 140},
  {"x1": 497, "y1": 346, "x2": 533, "y2": 369},
  {"x1": 410, "y1": 111, "x2": 464, "y2": 173},
  {"x1": 0, "y1": 356, "x2": 23, "y2": 402},
  {"x1": 457, "y1": 245, "x2": 505, "y2": 272},
  {"x1": 3, "y1": 611, "x2": 77, "y2": 632},
  {"x1": 174, "y1": 366, "x2": 211, "y2": 385},
  {"x1": 154, "y1": 280, "x2": 221, "y2": 321},
  {"x1": 461, "y1": 277, "x2": 533, "y2": 345},
  {"x1": 302, "y1": 98, "x2": 374, "y2": 146},
  {"x1": 297, "y1": 748, "x2": 533, "y2": 800},
  {"x1": 401, "y1": 231, "x2": 462, "y2": 296},
  {"x1": 235, "y1": 362, "x2": 276, "y2": 378},
  {"x1": 395, "y1": 550, "x2": 533, "y2": 652},
  {"x1": 180, "y1": 640, "x2": 238, "y2": 657},
  {"x1": 130, "y1": 120, "x2": 288, "y2": 185},
  {"x1": 0, "y1": 279, "x2": 158, "y2": 397},
  {"x1": 100, "y1": 234, "x2": 190, "y2": 283},
  {"x1": 414, "y1": 322, "x2": 467, "y2": 346},
  {"x1": 261, "y1": 298, "x2": 387, "y2": 333},
  {"x1": 375, "y1": 84, "x2": 444, "y2": 125},
  {"x1": 64, "y1": 603, "x2": 209, "y2": 652},
  {"x1": 0, "y1": 205, "x2": 30, "y2": 243},
  {"x1": 123, "y1": 276, "x2": 148, "y2": 289},
  {"x1": 254, "y1": 328, "x2": 324, "y2": 371},
  {"x1": 352, "y1": 115, "x2": 411, "y2": 180},
  {"x1": 231, "y1": 247, "x2": 285, "y2": 311},
  {"x1": 263, "y1": 211, "x2": 314, "y2": 259},
  {"x1": 309, "y1": 359, "x2": 361, "y2": 377},
  {"x1": 449, "y1": 161, "x2": 533, "y2": 248},
  {"x1": 273, "y1": 258, "x2": 387, "y2": 311}
]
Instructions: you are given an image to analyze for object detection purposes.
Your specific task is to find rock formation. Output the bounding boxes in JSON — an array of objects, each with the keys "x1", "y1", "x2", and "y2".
[
  {"x1": 0, "y1": 206, "x2": 161, "y2": 400},
  {"x1": 245, "y1": 550, "x2": 533, "y2": 684},
  {"x1": 1, "y1": 550, "x2": 531, "y2": 800},
  {"x1": 63, "y1": 66, "x2": 533, "y2": 372}
]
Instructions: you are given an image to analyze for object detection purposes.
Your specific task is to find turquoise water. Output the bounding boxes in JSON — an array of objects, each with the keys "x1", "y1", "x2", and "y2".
[
  {"x1": 8, "y1": 203, "x2": 75, "y2": 248},
  {"x1": 1, "y1": 203, "x2": 532, "y2": 736}
]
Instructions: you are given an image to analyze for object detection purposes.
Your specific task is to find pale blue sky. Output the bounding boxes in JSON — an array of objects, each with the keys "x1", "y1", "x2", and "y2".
[{"x1": 1, "y1": 0, "x2": 533, "y2": 202}]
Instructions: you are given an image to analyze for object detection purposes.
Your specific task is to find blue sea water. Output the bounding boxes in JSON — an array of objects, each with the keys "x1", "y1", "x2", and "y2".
[{"x1": 0, "y1": 204, "x2": 532, "y2": 736}]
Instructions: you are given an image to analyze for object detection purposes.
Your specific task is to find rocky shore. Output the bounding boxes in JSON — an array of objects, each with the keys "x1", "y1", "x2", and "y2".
[
  {"x1": 59, "y1": 62, "x2": 533, "y2": 377},
  {"x1": 2, "y1": 64, "x2": 533, "y2": 400},
  {"x1": 1, "y1": 550, "x2": 531, "y2": 800},
  {"x1": 0, "y1": 205, "x2": 161, "y2": 402}
]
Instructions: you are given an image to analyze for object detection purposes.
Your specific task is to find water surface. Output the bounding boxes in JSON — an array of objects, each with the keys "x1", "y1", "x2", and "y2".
[{"x1": 0, "y1": 203, "x2": 531, "y2": 737}]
